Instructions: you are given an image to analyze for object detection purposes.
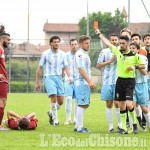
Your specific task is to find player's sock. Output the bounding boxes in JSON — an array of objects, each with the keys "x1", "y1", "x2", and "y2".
[
  {"x1": 56, "y1": 103, "x2": 61, "y2": 110},
  {"x1": 129, "y1": 107, "x2": 137, "y2": 124},
  {"x1": 76, "y1": 106, "x2": 85, "y2": 131},
  {"x1": 115, "y1": 108, "x2": 122, "y2": 128},
  {"x1": 51, "y1": 103, "x2": 58, "y2": 124},
  {"x1": 120, "y1": 110, "x2": 127, "y2": 130},
  {"x1": 0, "y1": 107, "x2": 4, "y2": 125},
  {"x1": 66, "y1": 96, "x2": 72, "y2": 120},
  {"x1": 106, "y1": 108, "x2": 113, "y2": 130},
  {"x1": 143, "y1": 112, "x2": 150, "y2": 126},
  {"x1": 135, "y1": 105, "x2": 142, "y2": 117},
  {"x1": 73, "y1": 100, "x2": 78, "y2": 123}
]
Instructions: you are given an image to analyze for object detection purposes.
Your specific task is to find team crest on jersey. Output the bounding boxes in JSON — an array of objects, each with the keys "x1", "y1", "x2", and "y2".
[{"x1": 78, "y1": 55, "x2": 82, "y2": 58}]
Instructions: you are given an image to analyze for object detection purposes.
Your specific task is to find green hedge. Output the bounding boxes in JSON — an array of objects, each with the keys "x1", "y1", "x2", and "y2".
[{"x1": 10, "y1": 81, "x2": 35, "y2": 93}]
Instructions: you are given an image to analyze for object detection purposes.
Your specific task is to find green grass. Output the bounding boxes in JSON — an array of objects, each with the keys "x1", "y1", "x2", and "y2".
[{"x1": 0, "y1": 93, "x2": 149, "y2": 150}]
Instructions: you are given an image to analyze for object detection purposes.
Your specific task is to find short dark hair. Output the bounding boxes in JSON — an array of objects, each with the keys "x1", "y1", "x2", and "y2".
[
  {"x1": 79, "y1": 35, "x2": 91, "y2": 43},
  {"x1": 69, "y1": 38, "x2": 78, "y2": 45},
  {"x1": 109, "y1": 33, "x2": 118, "y2": 38},
  {"x1": 130, "y1": 42, "x2": 140, "y2": 50},
  {"x1": 49, "y1": 35, "x2": 60, "y2": 45},
  {"x1": 131, "y1": 33, "x2": 142, "y2": 40},
  {"x1": 143, "y1": 33, "x2": 150, "y2": 41},
  {"x1": 0, "y1": 32, "x2": 10, "y2": 38},
  {"x1": 19, "y1": 118, "x2": 29, "y2": 130},
  {"x1": 119, "y1": 35, "x2": 130, "y2": 42}
]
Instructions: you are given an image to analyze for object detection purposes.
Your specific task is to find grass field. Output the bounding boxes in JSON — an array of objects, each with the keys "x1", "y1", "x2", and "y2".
[{"x1": 0, "y1": 93, "x2": 150, "y2": 150}]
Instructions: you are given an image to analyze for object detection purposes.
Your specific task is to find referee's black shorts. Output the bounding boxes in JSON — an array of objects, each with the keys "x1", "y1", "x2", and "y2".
[{"x1": 115, "y1": 77, "x2": 135, "y2": 101}]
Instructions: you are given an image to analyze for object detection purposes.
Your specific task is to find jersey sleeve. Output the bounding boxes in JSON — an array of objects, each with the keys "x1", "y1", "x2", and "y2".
[
  {"x1": 97, "y1": 50, "x2": 105, "y2": 64},
  {"x1": 75, "y1": 51, "x2": 84, "y2": 68},
  {"x1": 28, "y1": 118, "x2": 38, "y2": 130},
  {"x1": 39, "y1": 52, "x2": 46, "y2": 67},
  {"x1": 111, "y1": 45, "x2": 121, "y2": 56},
  {"x1": 8, "y1": 118, "x2": 19, "y2": 130},
  {"x1": 136, "y1": 54, "x2": 144, "y2": 65}
]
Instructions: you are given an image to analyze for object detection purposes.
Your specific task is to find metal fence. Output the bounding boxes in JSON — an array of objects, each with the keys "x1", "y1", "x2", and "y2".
[{"x1": 6, "y1": 39, "x2": 105, "y2": 93}]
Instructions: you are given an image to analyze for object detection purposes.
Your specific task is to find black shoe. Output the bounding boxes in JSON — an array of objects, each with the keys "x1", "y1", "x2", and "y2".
[
  {"x1": 109, "y1": 128, "x2": 114, "y2": 133},
  {"x1": 117, "y1": 126, "x2": 122, "y2": 133},
  {"x1": 141, "y1": 125, "x2": 146, "y2": 131},
  {"x1": 118, "y1": 128, "x2": 128, "y2": 134},
  {"x1": 133, "y1": 124, "x2": 138, "y2": 134},
  {"x1": 47, "y1": 111, "x2": 53, "y2": 125}
]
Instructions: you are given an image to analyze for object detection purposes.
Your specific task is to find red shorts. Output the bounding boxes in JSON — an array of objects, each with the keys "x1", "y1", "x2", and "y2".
[{"x1": 0, "y1": 82, "x2": 8, "y2": 99}]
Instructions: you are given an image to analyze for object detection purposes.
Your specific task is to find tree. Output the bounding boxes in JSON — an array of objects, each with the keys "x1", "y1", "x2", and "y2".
[{"x1": 78, "y1": 8, "x2": 128, "y2": 38}]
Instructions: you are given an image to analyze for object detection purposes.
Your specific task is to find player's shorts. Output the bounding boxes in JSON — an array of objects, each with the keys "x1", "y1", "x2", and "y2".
[
  {"x1": 44, "y1": 75, "x2": 64, "y2": 97},
  {"x1": 64, "y1": 80, "x2": 76, "y2": 99},
  {"x1": 0, "y1": 82, "x2": 8, "y2": 99},
  {"x1": 100, "y1": 84, "x2": 116, "y2": 101},
  {"x1": 115, "y1": 77, "x2": 135, "y2": 101},
  {"x1": 133, "y1": 82, "x2": 149, "y2": 106},
  {"x1": 75, "y1": 84, "x2": 90, "y2": 106}
]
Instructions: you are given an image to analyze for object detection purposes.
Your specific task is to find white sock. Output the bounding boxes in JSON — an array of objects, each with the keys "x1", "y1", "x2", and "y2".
[
  {"x1": 115, "y1": 108, "x2": 122, "y2": 128},
  {"x1": 65, "y1": 96, "x2": 72, "y2": 120},
  {"x1": 57, "y1": 103, "x2": 61, "y2": 110},
  {"x1": 73, "y1": 100, "x2": 78, "y2": 123},
  {"x1": 135, "y1": 105, "x2": 142, "y2": 117},
  {"x1": 106, "y1": 108, "x2": 113, "y2": 130},
  {"x1": 76, "y1": 106, "x2": 85, "y2": 131},
  {"x1": 51, "y1": 103, "x2": 58, "y2": 124},
  {"x1": 143, "y1": 112, "x2": 150, "y2": 126}
]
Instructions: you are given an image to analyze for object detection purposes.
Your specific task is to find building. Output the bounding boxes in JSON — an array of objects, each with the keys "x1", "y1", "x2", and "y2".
[{"x1": 43, "y1": 22, "x2": 79, "y2": 45}]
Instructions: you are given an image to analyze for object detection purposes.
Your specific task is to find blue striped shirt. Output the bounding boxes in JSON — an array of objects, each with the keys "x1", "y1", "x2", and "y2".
[
  {"x1": 39, "y1": 48, "x2": 68, "y2": 76},
  {"x1": 135, "y1": 54, "x2": 148, "y2": 83},
  {"x1": 74, "y1": 48, "x2": 91, "y2": 86},
  {"x1": 97, "y1": 48, "x2": 117, "y2": 85},
  {"x1": 65, "y1": 51, "x2": 75, "y2": 81}
]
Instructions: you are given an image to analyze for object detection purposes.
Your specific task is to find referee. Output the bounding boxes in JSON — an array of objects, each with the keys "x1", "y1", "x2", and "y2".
[{"x1": 95, "y1": 29, "x2": 145, "y2": 134}]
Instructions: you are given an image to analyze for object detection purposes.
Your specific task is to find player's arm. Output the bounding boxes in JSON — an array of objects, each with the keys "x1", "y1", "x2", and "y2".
[
  {"x1": 97, "y1": 56, "x2": 116, "y2": 68},
  {"x1": 35, "y1": 67, "x2": 43, "y2": 91},
  {"x1": 7, "y1": 111, "x2": 22, "y2": 120},
  {"x1": 95, "y1": 29, "x2": 112, "y2": 49},
  {"x1": 79, "y1": 68, "x2": 95, "y2": 90},
  {"x1": 138, "y1": 68, "x2": 147, "y2": 75},
  {"x1": 27, "y1": 112, "x2": 37, "y2": 119},
  {"x1": 64, "y1": 67, "x2": 73, "y2": 84}
]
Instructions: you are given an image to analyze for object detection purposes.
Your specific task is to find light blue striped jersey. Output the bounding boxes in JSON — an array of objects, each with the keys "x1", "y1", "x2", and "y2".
[
  {"x1": 65, "y1": 50, "x2": 75, "y2": 81},
  {"x1": 97, "y1": 48, "x2": 117, "y2": 85},
  {"x1": 74, "y1": 48, "x2": 91, "y2": 86},
  {"x1": 135, "y1": 54, "x2": 148, "y2": 83},
  {"x1": 39, "y1": 48, "x2": 68, "y2": 76}
]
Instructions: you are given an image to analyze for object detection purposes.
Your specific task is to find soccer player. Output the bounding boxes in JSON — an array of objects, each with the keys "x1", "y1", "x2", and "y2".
[
  {"x1": 130, "y1": 42, "x2": 150, "y2": 131},
  {"x1": 0, "y1": 25, "x2": 11, "y2": 131},
  {"x1": 35, "y1": 35, "x2": 72, "y2": 126},
  {"x1": 131, "y1": 33, "x2": 147, "y2": 56},
  {"x1": 74, "y1": 35, "x2": 96, "y2": 133},
  {"x1": 64, "y1": 39, "x2": 78, "y2": 125},
  {"x1": 120, "y1": 28, "x2": 132, "y2": 40},
  {"x1": 143, "y1": 34, "x2": 150, "y2": 113},
  {"x1": 95, "y1": 28, "x2": 145, "y2": 134},
  {"x1": 97, "y1": 34, "x2": 122, "y2": 133},
  {"x1": 3, "y1": 111, "x2": 38, "y2": 130}
]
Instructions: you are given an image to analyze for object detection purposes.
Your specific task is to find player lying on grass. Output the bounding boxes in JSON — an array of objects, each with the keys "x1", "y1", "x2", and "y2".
[{"x1": 3, "y1": 111, "x2": 38, "y2": 130}]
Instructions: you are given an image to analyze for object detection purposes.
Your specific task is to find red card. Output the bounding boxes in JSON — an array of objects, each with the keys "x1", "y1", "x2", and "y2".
[{"x1": 94, "y1": 20, "x2": 98, "y2": 29}]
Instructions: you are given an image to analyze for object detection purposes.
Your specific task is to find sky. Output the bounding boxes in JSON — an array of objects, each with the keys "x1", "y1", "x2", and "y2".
[{"x1": 0, "y1": 0, "x2": 150, "y2": 45}]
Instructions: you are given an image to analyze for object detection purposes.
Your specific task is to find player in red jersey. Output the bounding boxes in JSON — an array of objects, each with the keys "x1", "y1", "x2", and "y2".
[
  {"x1": 3, "y1": 111, "x2": 38, "y2": 130},
  {"x1": 0, "y1": 25, "x2": 11, "y2": 131}
]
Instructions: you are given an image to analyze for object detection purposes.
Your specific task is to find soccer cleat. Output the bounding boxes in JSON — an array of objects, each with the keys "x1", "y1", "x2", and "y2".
[
  {"x1": 118, "y1": 128, "x2": 128, "y2": 134},
  {"x1": 74, "y1": 127, "x2": 77, "y2": 132},
  {"x1": 64, "y1": 119, "x2": 72, "y2": 125},
  {"x1": 117, "y1": 127, "x2": 122, "y2": 133},
  {"x1": 133, "y1": 124, "x2": 138, "y2": 134},
  {"x1": 47, "y1": 111, "x2": 53, "y2": 125},
  {"x1": 53, "y1": 123, "x2": 60, "y2": 126},
  {"x1": 141, "y1": 126, "x2": 146, "y2": 131},
  {"x1": 126, "y1": 122, "x2": 130, "y2": 128},
  {"x1": 77, "y1": 127, "x2": 91, "y2": 133},
  {"x1": 109, "y1": 128, "x2": 114, "y2": 133}
]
